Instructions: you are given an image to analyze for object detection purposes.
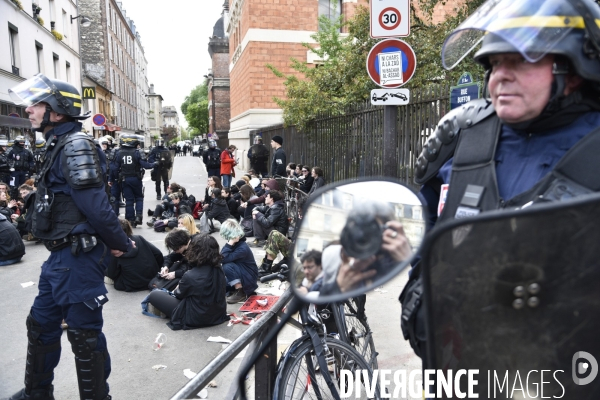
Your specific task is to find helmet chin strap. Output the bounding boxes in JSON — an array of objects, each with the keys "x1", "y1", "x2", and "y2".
[{"x1": 36, "y1": 105, "x2": 59, "y2": 132}]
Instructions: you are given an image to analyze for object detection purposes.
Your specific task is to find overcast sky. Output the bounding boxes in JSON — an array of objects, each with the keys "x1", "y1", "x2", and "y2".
[{"x1": 120, "y1": 0, "x2": 226, "y2": 128}]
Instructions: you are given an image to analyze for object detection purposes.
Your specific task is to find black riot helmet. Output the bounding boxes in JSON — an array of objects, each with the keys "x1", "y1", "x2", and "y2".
[
  {"x1": 14, "y1": 136, "x2": 26, "y2": 147},
  {"x1": 35, "y1": 138, "x2": 46, "y2": 149},
  {"x1": 9, "y1": 74, "x2": 90, "y2": 132},
  {"x1": 120, "y1": 133, "x2": 139, "y2": 148},
  {"x1": 208, "y1": 140, "x2": 217, "y2": 149},
  {"x1": 155, "y1": 138, "x2": 164, "y2": 147}
]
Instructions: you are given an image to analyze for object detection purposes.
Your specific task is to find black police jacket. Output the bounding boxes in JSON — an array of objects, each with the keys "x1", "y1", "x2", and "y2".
[{"x1": 0, "y1": 213, "x2": 25, "y2": 261}]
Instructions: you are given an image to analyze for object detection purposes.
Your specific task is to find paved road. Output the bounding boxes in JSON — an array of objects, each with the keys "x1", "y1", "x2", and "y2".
[{"x1": 0, "y1": 154, "x2": 421, "y2": 399}]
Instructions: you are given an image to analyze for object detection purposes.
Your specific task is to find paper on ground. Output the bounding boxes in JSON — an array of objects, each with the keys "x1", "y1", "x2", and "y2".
[
  {"x1": 21, "y1": 282, "x2": 35, "y2": 288},
  {"x1": 183, "y1": 368, "x2": 197, "y2": 379},
  {"x1": 207, "y1": 336, "x2": 232, "y2": 344}
]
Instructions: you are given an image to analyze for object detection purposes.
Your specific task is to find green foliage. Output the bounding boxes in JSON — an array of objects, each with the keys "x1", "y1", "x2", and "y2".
[
  {"x1": 181, "y1": 84, "x2": 209, "y2": 135},
  {"x1": 269, "y1": 1, "x2": 489, "y2": 129}
]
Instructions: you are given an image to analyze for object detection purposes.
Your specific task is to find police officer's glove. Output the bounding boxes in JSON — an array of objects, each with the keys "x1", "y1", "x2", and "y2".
[{"x1": 153, "y1": 162, "x2": 159, "y2": 168}]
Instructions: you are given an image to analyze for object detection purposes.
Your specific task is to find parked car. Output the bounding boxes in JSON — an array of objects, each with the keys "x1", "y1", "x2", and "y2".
[{"x1": 192, "y1": 145, "x2": 202, "y2": 157}]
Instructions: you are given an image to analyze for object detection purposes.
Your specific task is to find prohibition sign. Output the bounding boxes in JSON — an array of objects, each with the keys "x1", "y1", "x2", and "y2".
[
  {"x1": 93, "y1": 113, "x2": 106, "y2": 126},
  {"x1": 379, "y1": 7, "x2": 401, "y2": 31},
  {"x1": 366, "y1": 39, "x2": 417, "y2": 88}
]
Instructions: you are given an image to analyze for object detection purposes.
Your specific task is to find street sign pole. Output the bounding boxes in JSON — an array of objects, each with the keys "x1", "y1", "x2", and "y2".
[{"x1": 383, "y1": 104, "x2": 398, "y2": 177}]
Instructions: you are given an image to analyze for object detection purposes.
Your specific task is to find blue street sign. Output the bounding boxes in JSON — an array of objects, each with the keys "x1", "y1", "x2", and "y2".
[{"x1": 450, "y1": 72, "x2": 481, "y2": 110}]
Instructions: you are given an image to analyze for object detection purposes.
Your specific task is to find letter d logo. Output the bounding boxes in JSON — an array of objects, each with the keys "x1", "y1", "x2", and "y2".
[{"x1": 572, "y1": 351, "x2": 598, "y2": 385}]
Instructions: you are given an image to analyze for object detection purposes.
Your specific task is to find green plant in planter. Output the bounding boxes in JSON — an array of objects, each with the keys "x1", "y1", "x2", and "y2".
[
  {"x1": 51, "y1": 30, "x2": 63, "y2": 41},
  {"x1": 11, "y1": 0, "x2": 24, "y2": 10},
  {"x1": 37, "y1": 16, "x2": 44, "y2": 26}
]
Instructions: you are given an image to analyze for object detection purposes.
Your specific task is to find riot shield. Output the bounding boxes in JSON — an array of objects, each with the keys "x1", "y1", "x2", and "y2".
[
  {"x1": 157, "y1": 149, "x2": 175, "y2": 180},
  {"x1": 421, "y1": 193, "x2": 600, "y2": 399}
]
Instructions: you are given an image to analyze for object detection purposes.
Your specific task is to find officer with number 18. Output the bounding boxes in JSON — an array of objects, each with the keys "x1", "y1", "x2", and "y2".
[{"x1": 7, "y1": 73, "x2": 134, "y2": 400}]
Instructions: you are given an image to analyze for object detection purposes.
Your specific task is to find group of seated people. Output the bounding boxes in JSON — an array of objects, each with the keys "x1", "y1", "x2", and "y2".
[{"x1": 0, "y1": 180, "x2": 37, "y2": 266}]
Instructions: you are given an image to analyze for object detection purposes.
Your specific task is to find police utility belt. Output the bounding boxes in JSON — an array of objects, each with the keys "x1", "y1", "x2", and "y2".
[{"x1": 44, "y1": 234, "x2": 98, "y2": 255}]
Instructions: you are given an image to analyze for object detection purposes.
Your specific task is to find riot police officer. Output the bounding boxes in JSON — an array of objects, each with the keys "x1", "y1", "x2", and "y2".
[
  {"x1": 7, "y1": 74, "x2": 133, "y2": 400},
  {"x1": 112, "y1": 134, "x2": 155, "y2": 227},
  {"x1": 0, "y1": 135, "x2": 11, "y2": 184},
  {"x1": 401, "y1": 0, "x2": 600, "y2": 374},
  {"x1": 148, "y1": 138, "x2": 173, "y2": 200},
  {"x1": 202, "y1": 139, "x2": 221, "y2": 178},
  {"x1": 7, "y1": 135, "x2": 34, "y2": 197},
  {"x1": 32, "y1": 137, "x2": 46, "y2": 176}
]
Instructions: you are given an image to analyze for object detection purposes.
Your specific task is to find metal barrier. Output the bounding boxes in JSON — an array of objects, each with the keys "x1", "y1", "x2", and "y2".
[{"x1": 170, "y1": 288, "x2": 295, "y2": 400}]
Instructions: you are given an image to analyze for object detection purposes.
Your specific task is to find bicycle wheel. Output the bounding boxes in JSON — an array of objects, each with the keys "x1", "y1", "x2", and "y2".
[
  {"x1": 276, "y1": 338, "x2": 379, "y2": 400},
  {"x1": 343, "y1": 297, "x2": 378, "y2": 370}
]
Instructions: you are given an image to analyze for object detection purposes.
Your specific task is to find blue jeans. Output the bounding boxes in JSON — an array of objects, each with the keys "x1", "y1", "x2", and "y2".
[
  {"x1": 221, "y1": 174, "x2": 232, "y2": 188},
  {"x1": 0, "y1": 256, "x2": 22, "y2": 266}
]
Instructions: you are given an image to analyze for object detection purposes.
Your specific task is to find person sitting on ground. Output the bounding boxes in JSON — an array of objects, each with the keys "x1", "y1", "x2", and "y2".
[
  {"x1": 258, "y1": 230, "x2": 292, "y2": 276},
  {"x1": 297, "y1": 250, "x2": 324, "y2": 295},
  {"x1": 250, "y1": 190, "x2": 289, "y2": 247},
  {"x1": 0, "y1": 209, "x2": 25, "y2": 266},
  {"x1": 295, "y1": 164, "x2": 303, "y2": 177},
  {"x1": 0, "y1": 190, "x2": 17, "y2": 220},
  {"x1": 286, "y1": 163, "x2": 297, "y2": 178},
  {"x1": 146, "y1": 234, "x2": 229, "y2": 330},
  {"x1": 298, "y1": 165, "x2": 314, "y2": 193},
  {"x1": 149, "y1": 228, "x2": 195, "y2": 291},
  {"x1": 308, "y1": 166, "x2": 326, "y2": 196},
  {"x1": 146, "y1": 182, "x2": 186, "y2": 225},
  {"x1": 203, "y1": 176, "x2": 223, "y2": 206},
  {"x1": 105, "y1": 219, "x2": 164, "y2": 292},
  {"x1": 152, "y1": 192, "x2": 192, "y2": 232},
  {"x1": 199, "y1": 188, "x2": 231, "y2": 234},
  {"x1": 238, "y1": 184, "x2": 258, "y2": 236},
  {"x1": 13, "y1": 183, "x2": 34, "y2": 238},
  {"x1": 223, "y1": 187, "x2": 241, "y2": 220},
  {"x1": 219, "y1": 219, "x2": 259, "y2": 304},
  {"x1": 246, "y1": 178, "x2": 278, "y2": 207},
  {"x1": 177, "y1": 213, "x2": 199, "y2": 235}
]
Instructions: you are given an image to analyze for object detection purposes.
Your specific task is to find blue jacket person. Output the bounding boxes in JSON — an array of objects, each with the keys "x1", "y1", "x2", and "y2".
[{"x1": 7, "y1": 74, "x2": 134, "y2": 400}]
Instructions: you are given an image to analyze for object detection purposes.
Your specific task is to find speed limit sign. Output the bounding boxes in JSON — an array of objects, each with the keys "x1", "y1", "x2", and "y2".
[{"x1": 371, "y1": 0, "x2": 410, "y2": 38}]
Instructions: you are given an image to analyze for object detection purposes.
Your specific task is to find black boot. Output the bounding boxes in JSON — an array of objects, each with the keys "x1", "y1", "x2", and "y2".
[
  {"x1": 258, "y1": 258, "x2": 274, "y2": 277},
  {"x1": 8, "y1": 386, "x2": 54, "y2": 400},
  {"x1": 272, "y1": 257, "x2": 289, "y2": 272},
  {"x1": 67, "y1": 329, "x2": 110, "y2": 400},
  {"x1": 134, "y1": 216, "x2": 143, "y2": 228}
]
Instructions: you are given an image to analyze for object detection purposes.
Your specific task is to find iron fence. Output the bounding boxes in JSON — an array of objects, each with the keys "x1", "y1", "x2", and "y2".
[{"x1": 250, "y1": 84, "x2": 451, "y2": 190}]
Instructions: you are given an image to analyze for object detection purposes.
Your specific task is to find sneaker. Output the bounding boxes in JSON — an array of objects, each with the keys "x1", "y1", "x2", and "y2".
[
  {"x1": 156, "y1": 195, "x2": 161, "y2": 200},
  {"x1": 249, "y1": 239, "x2": 266, "y2": 248},
  {"x1": 104, "y1": 276, "x2": 114, "y2": 285},
  {"x1": 165, "y1": 227, "x2": 173, "y2": 232},
  {"x1": 227, "y1": 288, "x2": 247, "y2": 304},
  {"x1": 146, "y1": 218, "x2": 156, "y2": 227}
]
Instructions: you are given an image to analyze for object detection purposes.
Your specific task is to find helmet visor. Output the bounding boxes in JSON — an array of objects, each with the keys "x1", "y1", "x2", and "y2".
[
  {"x1": 441, "y1": 0, "x2": 581, "y2": 70},
  {"x1": 9, "y1": 75, "x2": 54, "y2": 106}
]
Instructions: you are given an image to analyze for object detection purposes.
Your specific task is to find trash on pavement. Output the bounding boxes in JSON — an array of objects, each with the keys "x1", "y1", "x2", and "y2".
[
  {"x1": 21, "y1": 281, "x2": 35, "y2": 288},
  {"x1": 207, "y1": 336, "x2": 232, "y2": 344},
  {"x1": 152, "y1": 364, "x2": 167, "y2": 370},
  {"x1": 183, "y1": 368, "x2": 196, "y2": 379}
]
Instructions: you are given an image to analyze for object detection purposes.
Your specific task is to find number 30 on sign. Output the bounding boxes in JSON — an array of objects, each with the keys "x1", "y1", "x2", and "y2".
[{"x1": 371, "y1": 0, "x2": 410, "y2": 38}]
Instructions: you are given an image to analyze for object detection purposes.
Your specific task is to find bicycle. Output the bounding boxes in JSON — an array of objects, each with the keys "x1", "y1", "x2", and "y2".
[
  {"x1": 257, "y1": 266, "x2": 381, "y2": 400},
  {"x1": 274, "y1": 175, "x2": 307, "y2": 235}
]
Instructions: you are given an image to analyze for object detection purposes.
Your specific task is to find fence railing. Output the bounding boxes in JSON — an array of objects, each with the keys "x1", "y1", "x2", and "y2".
[{"x1": 250, "y1": 84, "x2": 450, "y2": 190}]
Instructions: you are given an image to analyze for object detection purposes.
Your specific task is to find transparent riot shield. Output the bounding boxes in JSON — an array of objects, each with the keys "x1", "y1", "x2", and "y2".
[{"x1": 421, "y1": 193, "x2": 600, "y2": 399}]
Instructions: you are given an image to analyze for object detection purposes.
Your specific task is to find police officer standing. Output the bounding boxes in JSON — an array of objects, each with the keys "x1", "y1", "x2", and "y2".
[
  {"x1": 112, "y1": 134, "x2": 155, "y2": 227},
  {"x1": 32, "y1": 137, "x2": 46, "y2": 176},
  {"x1": 148, "y1": 138, "x2": 172, "y2": 200},
  {"x1": 248, "y1": 136, "x2": 269, "y2": 177},
  {"x1": 401, "y1": 0, "x2": 600, "y2": 372},
  {"x1": 0, "y1": 135, "x2": 11, "y2": 184},
  {"x1": 202, "y1": 139, "x2": 221, "y2": 178},
  {"x1": 7, "y1": 74, "x2": 134, "y2": 400},
  {"x1": 7, "y1": 135, "x2": 34, "y2": 197}
]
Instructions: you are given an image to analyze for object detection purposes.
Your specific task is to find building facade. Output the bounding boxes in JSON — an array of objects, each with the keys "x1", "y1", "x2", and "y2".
[
  {"x1": 133, "y1": 30, "x2": 149, "y2": 146},
  {"x1": 1, "y1": 0, "x2": 84, "y2": 142},
  {"x1": 162, "y1": 105, "x2": 180, "y2": 141},
  {"x1": 147, "y1": 83, "x2": 163, "y2": 142}
]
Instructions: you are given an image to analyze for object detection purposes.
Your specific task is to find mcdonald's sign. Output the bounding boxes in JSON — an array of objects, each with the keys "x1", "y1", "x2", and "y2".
[{"x1": 82, "y1": 87, "x2": 96, "y2": 99}]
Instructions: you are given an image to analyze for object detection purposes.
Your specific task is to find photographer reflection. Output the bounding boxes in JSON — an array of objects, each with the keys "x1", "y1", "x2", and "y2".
[{"x1": 320, "y1": 204, "x2": 413, "y2": 295}]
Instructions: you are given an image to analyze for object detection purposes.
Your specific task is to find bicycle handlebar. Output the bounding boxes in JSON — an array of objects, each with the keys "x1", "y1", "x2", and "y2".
[{"x1": 259, "y1": 265, "x2": 289, "y2": 283}]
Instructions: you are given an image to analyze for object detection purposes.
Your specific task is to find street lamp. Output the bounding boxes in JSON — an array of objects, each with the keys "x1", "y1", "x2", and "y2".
[{"x1": 71, "y1": 15, "x2": 92, "y2": 27}]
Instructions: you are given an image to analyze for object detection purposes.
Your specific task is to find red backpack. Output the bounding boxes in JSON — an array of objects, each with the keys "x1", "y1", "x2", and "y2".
[{"x1": 192, "y1": 202, "x2": 203, "y2": 219}]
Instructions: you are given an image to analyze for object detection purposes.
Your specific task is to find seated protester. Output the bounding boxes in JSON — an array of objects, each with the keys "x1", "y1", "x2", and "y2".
[
  {"x1": 248, "y1": 178, "x2": 279, "y2": 206},
  {"x1": 250, "y1": 190, "x2": 289, "y2": 247},
  {"x1": 219, "y1": 219, "x2": 259, "y2": 304},
  {"x1": 0, "y1": 190, "x2": 18, "y2": 220},
  {"x1": 147, "y1": 182, "x2": 186, "y2": 225},
  {"x1": 149, "y1": 228, "x2": 194, "y2": 291},
  {"x1": 105, "y1": 219, "x2": 164, "y2": 292},
  {"x1": 238, "y1": 184, "x2": 257, "y2": 237},
  {"x1": 0, "y1": 211, "x2": 25, "y2": 266},
  {"x1": 177, "y1": 213, "x2": 200, "y2": 235},
  {"x1": 203, "y1": 175, "x2": 223, "y2": 206},
  {"x1": 295, "y1": 164, "x2": 303, "y2": 177},
  {"x1": 258, "y1": 230, "x2": 292, "y2": 276},
  {"x1": 223, "y1": 187, "x2": 241, "y2": 220},
  {"x1": 297, "y1": 250, "x2": 324, "y2": 295},
  {"x1": 298, "y1": 165, "x2": 314, "y2": 193},
  {"x1": 13, "y1": 184, "x2": 34, "y2": 238},
  {"x1": 152, "y1": 192, "x2": 192, "y2": 232},
  {"x1": 286, "y1": 163, "x2": 297, "y2": 178},
  {"x1": 199, "y1": 188, "x2": 231, "y2": 234},
  {"x1": 308, "y1": 166, "x2": 326, "y2": 196},
  {"x1": 146, "y1": 234, "x2": 229, "y2": 330}
]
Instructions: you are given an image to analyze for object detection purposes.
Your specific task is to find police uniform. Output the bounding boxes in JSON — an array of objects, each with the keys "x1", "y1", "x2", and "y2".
[
  {"x1": 400, "y1": 0, "x2": 600, "y2": 366},
  {"x1": 8, "y1": 74, "x2": 132, "y2": 400},
  {"x1": 32, "y1": 138, "x2": 46, "y2": 176},
  {"x1": 148, "y1": 140, "x2": 172, "y2": 199},
  {"x1": 202, "y1": 141, "x2": 221, "y2": 178},
  {"x1": 7, "y1": 137, "x2": 34, "y2": 195},
  {"x1": 0, "y1": 137, "x2": 11, "y2": 184},
  {"x1": 112, "y1": 135, "x2": 154, "y2": 227}
]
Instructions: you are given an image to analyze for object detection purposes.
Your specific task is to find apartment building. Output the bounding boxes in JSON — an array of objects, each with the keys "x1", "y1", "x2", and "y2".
[
  {"x1": 133, "y1": 29, "x2": 150, "y2": 146},
  {"x1": 1, "y1": 0, "x2": 84, "y2": 141},
  {"x1": 147, "y1": 83, "x2": 163, "y2": 142},
  {"x1": 162, "y1": 105, "x2": 180, "y2": 141}
]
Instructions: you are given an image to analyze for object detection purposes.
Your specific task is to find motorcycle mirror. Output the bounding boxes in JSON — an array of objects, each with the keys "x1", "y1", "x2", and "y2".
[{"x1": 290, "y1": 177, "x2": 427, "y2": 304}]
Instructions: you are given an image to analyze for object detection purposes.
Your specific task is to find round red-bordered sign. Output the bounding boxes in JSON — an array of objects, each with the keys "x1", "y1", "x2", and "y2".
[
  {"x1": 379, "y1": 7, "x2": 401, "y2": 31},
  {"x1": 366, "y1": 39, "x2": 417, "y2": 88},
  {"x1": 93, "y1": 113, "x2": 106, "y2": 126}
]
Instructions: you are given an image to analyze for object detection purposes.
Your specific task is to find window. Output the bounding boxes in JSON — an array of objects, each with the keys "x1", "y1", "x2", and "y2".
[
  {"x1": 62, "y1": 10, "x2": 68, "y2": 42},
  {"x1": 318, "y1": 0, "x2": 341, "y2": 28},
  {"x1": 35, "y1": 42, "x2": 44, "y2": 73},
  {"x1": 65, "y1": 61, "x2": 71, "y2": 82},
  {"x1": 8, "y1": 24, "x2": 20, "y2": 75},
  {"x1": 108, "y1": 35, "x2": 112, "y2": 60},
  {"x1": 53, "y1": 53, "x2": 59, "y2": 79},
  {"x1": 323, "y1": 214, "x2": 332, "y2": 232},
  {"x1": 296, "y1": 238, "x2": 308, "y2": 258},
  {"x1": 412, "y1": 206, "x2": 422, "y2": 220},
  {"x1": 49, "y1": 0, "x2": 56, "y2": 24}
]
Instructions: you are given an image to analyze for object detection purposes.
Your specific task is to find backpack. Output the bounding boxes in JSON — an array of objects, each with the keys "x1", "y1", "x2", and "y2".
[
  {"x1": 192, "y1": 202, "x2": 203, "y2": 219},
  {"x1": 206, "y1": 150, "x2": 221, "y2": 169}
]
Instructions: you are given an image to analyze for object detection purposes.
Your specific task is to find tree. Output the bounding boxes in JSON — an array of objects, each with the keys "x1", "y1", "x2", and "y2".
[
  {"x1": 161, "y1": 126, "x2": 178, "y2": 142},
  {"x1": 268, "y1": 1, "x2": 487, "y2": 129},
  {"x1": 181, "y1": 84, "x2": 209, "y2": 134}
]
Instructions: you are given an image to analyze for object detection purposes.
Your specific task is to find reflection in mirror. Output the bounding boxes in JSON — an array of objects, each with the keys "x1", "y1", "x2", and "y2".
[{"x1": 291, "y1": 180, "x2": 426, "y2": 302}]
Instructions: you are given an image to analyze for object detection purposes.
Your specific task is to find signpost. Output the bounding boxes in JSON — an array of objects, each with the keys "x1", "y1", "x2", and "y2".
[
  {"x1": 449, "y1": 72, "x2": 481, "y2": 110},
  {"x1": 366, "y1": 39, "x2": 417, "y2": 88},
  {"x1": 371, "y1": 0, "x2": 410, "y2": 38},
  {"x1": 92, "y1": 113, "x2": 106, "y2": 127}
]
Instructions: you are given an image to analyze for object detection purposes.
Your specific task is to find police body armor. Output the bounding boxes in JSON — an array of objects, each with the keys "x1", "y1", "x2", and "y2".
[
  {"x1": 10, "y1": 146, "x2": 32, "y2": 171},
  {"x1": 156, "y1": 148, "x2": 174, "y2": 180},
  {"x1": 33, "y1": 148, "x2": 45, "y2": 175},
  {"x1": 420, "y1": 193, "x2": 600, "y2": 398},
  {"x1": 118, "y1": 147, "x2": 140, "y2": 179},
  {"x1": 0, "y1": 152, "x2": 10, "y2": 181},
  {"x1": 32, "y1": 132, "x2": 103, "y2": 241}
]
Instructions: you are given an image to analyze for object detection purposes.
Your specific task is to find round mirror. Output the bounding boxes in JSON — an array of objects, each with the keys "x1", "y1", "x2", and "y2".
[{"x1": 290, "y1": 178, "x2": 427, "y2": 304}]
